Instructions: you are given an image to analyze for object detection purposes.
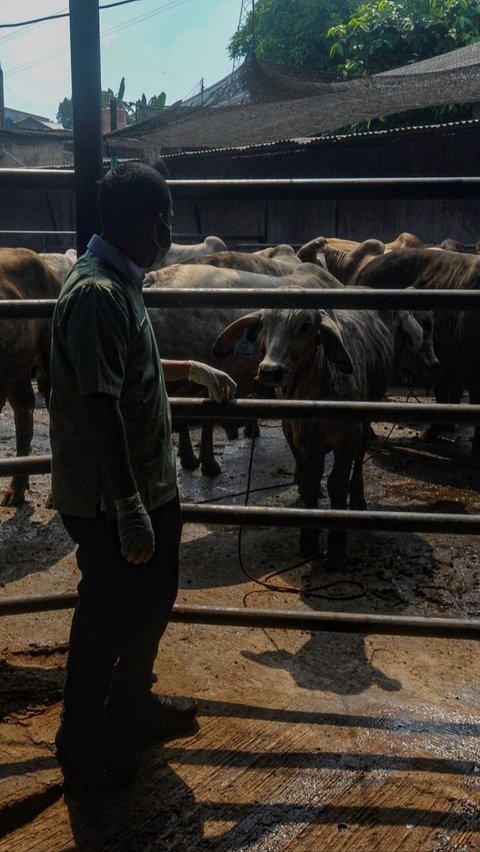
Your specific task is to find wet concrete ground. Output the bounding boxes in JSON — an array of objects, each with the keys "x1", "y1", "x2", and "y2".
[{"x1": 1, "y1": 393, "x2": 480, "y2": 849}]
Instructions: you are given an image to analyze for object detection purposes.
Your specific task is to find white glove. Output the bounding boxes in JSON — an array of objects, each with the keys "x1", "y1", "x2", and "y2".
[
  {"x1": 115, "y1": 492, "x2": 155, "y2": 565},
  {"x1": 188, "y1": 360, "x2": 237, "y2": 403}
]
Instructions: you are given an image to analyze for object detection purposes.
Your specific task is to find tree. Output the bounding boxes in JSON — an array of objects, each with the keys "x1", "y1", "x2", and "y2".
[
  {"x1": 56, "y1": 83, "x2": 167, "y2": 129},
  {"x1": 228, "y1": 0, "x2": 358, "y2": 74},
  {"x1": 56, "y1": 97, "x2": 73, "y2": 129},
  {"x1": 135, "y1": 92, "x2": 167, "y2": 122},
  {"x1": 327, "y1": 0, "x2": 480, "y2": 128},
  {"x1": 328, "y1": 0, "x2": 480, "y2": 76}
]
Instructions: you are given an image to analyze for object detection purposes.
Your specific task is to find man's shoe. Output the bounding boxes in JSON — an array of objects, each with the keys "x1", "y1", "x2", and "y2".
[
  {"x1": 55, "y1": 715, "x2": 139, "y2": 791},
  {"x1": 106, "y1": 693, "x2": 199, "y2": 747}
]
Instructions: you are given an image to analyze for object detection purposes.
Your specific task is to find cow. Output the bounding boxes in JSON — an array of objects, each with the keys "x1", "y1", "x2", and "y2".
[
  {"x1": 0, "y1": 248, "x2": 62, "y2": 505},
  {"x1": 297, "y1": 237, "x2": 385, "y2": 284},
  {"x1": 198, "y1": 250, "x2": 300, "y2": 276},
  {"x1": 349, "y1": 247, "x2": 480, "y2": 451},
  {"x1": 297, "y1": 233, "x2": 424, "y2": 272},
  {"x1": 213, "y1": 293, "x2": 436, "y2": 566},
  {"x1": 40, "y1": 249, "x2": 77, "y2": 282},
  {"x1": 144, "y1": 262, "x2": 340, "y2": 475},
  {"x1": 151, "y1": 236, "x2": 227, "y2": 268},
  {"x1": 254, "y1": 244, "x2": 303, "y2": 270}
]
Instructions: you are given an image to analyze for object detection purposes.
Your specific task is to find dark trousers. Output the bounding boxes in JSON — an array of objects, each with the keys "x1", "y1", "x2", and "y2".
[{"x1": 61, "y1": 494, "x2": 182, "y2": 728}]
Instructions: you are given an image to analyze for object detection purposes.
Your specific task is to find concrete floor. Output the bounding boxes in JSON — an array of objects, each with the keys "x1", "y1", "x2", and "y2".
[{"x1": 1, "y1": 402, "x2": 480, "y2": 849}]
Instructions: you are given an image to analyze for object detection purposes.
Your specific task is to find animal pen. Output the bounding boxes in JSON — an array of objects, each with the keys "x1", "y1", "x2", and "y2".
[
  {"x1": 2, "y1": 281, "x2": 480, "y2": 647},
  {"x1": 2, "y1": 2, "x2": 480, "y2": 847}
]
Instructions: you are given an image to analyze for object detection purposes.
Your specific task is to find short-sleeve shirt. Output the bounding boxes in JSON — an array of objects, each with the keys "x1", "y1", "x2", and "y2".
[{"x1": 49, "y1": 249, "x2": 177, "y2": 518}]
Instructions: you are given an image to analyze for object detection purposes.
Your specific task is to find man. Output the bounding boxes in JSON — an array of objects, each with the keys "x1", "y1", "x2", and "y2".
[{"x1": 50, "y1": 162, "x2": 236, "y2": 789}]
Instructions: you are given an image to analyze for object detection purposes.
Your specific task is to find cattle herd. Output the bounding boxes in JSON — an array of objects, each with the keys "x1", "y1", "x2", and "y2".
[{"x1": 1, "y1": 230, "x2": 480, "y2": 567}]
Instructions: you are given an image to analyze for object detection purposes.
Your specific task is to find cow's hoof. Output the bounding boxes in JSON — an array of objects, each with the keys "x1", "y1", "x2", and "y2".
[
  {"x1": 299, "y1": 530, "x2": 320, "y2": 557},
  {"x1": 423, "y1": 425, "x2": 440, "y2": 442},
  {"x1": 323, "y1": 552, "x2": 347, "y2": 571},
  {"x1": 179, "y1": 455, "x2": 200, "y2": 471},
  {"x1": 201, "y1": 460, "x2": 222, "y2": 477},
  {"x1": 224, "y1": 425, "x2": 239, "y2": 441},
  {"x1": 350, "y1": 496, "x2": 367, "y2": 510},
  {"x1": 244, "y1": 422, "x2": 260, "y2": 439},
  {"x1": 1, "y1": 489, "x2": 26, "y2": 507}
]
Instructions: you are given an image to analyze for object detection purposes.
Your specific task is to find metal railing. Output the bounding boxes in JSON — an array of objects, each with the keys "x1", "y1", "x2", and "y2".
[{"x1": 1, "y1": 287, "x2": 480, "y2": 638}]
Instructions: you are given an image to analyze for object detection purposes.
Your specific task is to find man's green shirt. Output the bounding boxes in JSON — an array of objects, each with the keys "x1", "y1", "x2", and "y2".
[{"x1": 49, "y1": 253, "x2": 177, "y2": 517}]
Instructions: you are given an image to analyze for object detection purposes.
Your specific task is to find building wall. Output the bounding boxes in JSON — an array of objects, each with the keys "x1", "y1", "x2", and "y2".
[{"x1": 0, "y1": 128, "x2": 72, "y2": 168}]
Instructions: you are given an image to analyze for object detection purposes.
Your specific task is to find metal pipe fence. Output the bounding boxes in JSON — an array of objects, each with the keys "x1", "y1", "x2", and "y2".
[
  {"x1": 3, "y1": 288, "x2": 480, "y2": 319},
  {"x1": 1, "y1": 287, "x2": 480, "y2": 638}
]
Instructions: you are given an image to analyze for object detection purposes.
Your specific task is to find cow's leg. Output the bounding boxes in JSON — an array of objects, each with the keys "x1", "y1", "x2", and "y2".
[
  {"x1": 199, "y1": 421, "x2": 222, "y2": 476},
  {"x1": 177, "y1": 424, "x2": 200, "y2": 470},
  {"x1": 296, "y1": 455, "x2": 324, "y2": 556},
  {"x1": 349, "y1": 436, "x2": 367, "y2": 510},
  {"x1": 2, "y1": 372, "x2": 35, "y2": 506},
  {"x1": 325, "y1": 443, "x2": 356, "y2": 566},
  {"x1": 467, "y1": 388, "x2": 480, "y2": 455},
  {"x1": 424, "y1": 375, "x2": 461, "y2": 441},
  {"x1": 243, "y1": 418, "x2": 260, "y2": 439}
]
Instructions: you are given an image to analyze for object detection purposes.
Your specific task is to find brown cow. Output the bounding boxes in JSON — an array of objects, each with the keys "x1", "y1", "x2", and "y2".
[
  {"x1": 0, "y1": 248, "x2": 61, "y2": 505},
  {"x1": 350, "y1": 247, "x2": 480, "y2": 451}
]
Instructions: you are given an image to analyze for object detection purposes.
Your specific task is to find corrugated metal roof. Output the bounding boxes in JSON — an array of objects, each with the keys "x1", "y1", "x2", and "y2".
[{"x1": 160, "y1": 118, "x2": 480, "y2": 160}]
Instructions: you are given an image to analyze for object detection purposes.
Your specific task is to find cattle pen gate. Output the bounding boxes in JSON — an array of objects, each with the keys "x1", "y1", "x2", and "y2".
[{"x1": 1, "y1": 280, "x2": 480, "y2": 647}]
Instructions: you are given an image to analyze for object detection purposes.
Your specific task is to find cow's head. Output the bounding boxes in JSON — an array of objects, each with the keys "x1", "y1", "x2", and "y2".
[{"x1": 213, "y1": 308, "x2": 353, "y2": 387}]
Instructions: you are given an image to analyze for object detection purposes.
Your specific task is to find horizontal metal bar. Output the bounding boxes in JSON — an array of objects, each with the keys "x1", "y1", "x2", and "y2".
[
  {"x1": 3, "y1": 289, "x2": 480, "y2": 319},
  {"x1": 0, "y1": 169, "x2": 76, "y2": 190},
  {"x1": 0, "y1": 595, "x2": 478, "y2": 638},
  {"x1": 143, "y1": 289, "x2": 480, "y2": 310},
  {"x1": 0, "y1": 455, "x2": 51, "y2": 476},
  {"x1": 0, "y1": 230, "x2": 76, "y2": 236},
  {"x1": 180, "y1": 504, "x2": 480, "y2": 535},
  {"x1": 170, "y1": 398, "x2": 480, "y2": 424},
  {"x1": 0, "y1": 470, "x2": 477, "y2": 532},
  {"x1": 0, "y1": 399, "x2": 478, "y2": 478},
  {"x1": 1, "y1": 171, "x2": 480, "y2": 199}
]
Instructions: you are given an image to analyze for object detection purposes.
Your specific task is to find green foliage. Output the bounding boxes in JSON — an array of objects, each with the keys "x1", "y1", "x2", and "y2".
[
  {"x1": 328, "y1": 0, "x2": 480, "y2": 76},
  {"x1": 57, "y1": 86, "x2": 167, "y2": 129},
  {"x1": 228, "y1": 0, "x2": 357, "y2": 73},
  {"x1": 326, "y1": 0, "x2": 480, "y2": 127},
  {"x1": 135, "y1": 92, "x2": 167, "y2": 121},
  {"x1": 56, "y1": 97, "x2": 73, "y2": 129}
]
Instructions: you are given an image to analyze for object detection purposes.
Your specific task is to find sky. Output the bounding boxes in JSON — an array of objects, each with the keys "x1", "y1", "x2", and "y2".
[{"x1": 0, "y1": 0, "x2": 241, "y2": 121}]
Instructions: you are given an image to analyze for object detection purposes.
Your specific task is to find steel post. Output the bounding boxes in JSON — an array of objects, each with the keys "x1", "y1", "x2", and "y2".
[{"x1": 69, "y1": 0, "x2": 104, "y2": 254}]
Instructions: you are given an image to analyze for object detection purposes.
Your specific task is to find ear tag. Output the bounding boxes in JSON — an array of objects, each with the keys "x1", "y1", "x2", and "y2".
[{"x1": 234, "y1": 328, "x2": 255, "y2": 358}]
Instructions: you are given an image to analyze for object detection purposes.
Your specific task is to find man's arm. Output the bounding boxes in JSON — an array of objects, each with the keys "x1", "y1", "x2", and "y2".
[
  {"x1": 161, "y1": 359, "x2": 237, "y2": 402},
  {"x1": 85, "y1": 394, "x2": 154, "y2": 565},
  {"x1": 85, "y1": 394, "x2": 136, "y2": 498}
]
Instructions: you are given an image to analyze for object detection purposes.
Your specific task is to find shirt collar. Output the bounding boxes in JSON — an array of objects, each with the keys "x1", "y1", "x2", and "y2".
[{"x1": 86, "y1": 234, "x2": 144, "y2": 290}]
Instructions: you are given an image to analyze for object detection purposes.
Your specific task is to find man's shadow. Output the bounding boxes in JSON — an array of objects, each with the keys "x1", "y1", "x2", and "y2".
[
  {"x1": 64, "y1": 754, "x2": 205, "y2": 851},
  {"x1": 0, "y1": 503, "x2": 74, "y2": 583}
]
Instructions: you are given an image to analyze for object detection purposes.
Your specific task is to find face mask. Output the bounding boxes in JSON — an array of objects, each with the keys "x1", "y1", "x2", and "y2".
[{"x1": 145, "y1": 219, "x2": 172, "y2": 270}]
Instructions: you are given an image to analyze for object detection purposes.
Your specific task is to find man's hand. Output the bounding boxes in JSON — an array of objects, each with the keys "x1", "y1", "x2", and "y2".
[
  {"x1": 115, "y1": 492, "x2": 155, "y2": 565},
  {"x1": 188, "y1": 360, "x2": 237, "y2": 403}
]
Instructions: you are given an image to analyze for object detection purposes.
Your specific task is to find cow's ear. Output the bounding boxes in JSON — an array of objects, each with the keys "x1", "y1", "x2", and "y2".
[
  {"x1": 316, "y1": 313, "x2": 353, "y2": 374},
  {"x1": 397, "y1": 310, "x2": 423, "y2": 354},
  {"x1": 213, "y1": 312, "x2": 263, "y2": 357}
]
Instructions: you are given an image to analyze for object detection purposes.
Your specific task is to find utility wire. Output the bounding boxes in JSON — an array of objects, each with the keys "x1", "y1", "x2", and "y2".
[
  {"x1": 0, "y1": 0, "x2": 150, "y2": 29},
  {"x1": 4, "y1": 0, "x2": 191, "y2": 79}
]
